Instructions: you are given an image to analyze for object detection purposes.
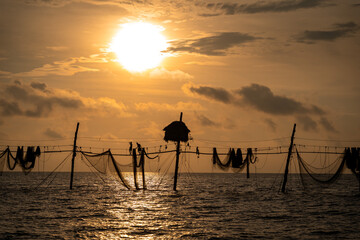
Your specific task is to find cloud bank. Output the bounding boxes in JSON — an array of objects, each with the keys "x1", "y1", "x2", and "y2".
[
  {"x1": 296, "y1": 22, "x2": 359, "y2": 43},
  {"x1": 0, "y1": 81, "x2": 128, "y2": 119},
  {"x1": 201, "y1": 0, "x2": 325, "y2": 16},
  {"x1": 167, "y1": 32, "x2": 258, "y2": 56},
  {"x1": 183, "y1": 82, "x2": 336, "y2": 132}
]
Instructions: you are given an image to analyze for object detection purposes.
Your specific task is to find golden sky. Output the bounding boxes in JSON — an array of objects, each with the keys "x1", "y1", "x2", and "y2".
[{"x1": 0, "y1": 0, "x2": 359, "y2": 172}]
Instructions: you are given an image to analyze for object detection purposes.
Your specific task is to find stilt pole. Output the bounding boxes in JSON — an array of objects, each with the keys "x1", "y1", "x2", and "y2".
[
  {"x1": 281, "y1": 123, "x2": 296, "y2": 193},
  {"x1": 246, "y1": 148, "x2": 250, "y2": 179},
  {"x1": 141, "y1": 149, "x2": 146, "y2": 190},
  {"x1": 133, "y1": 149, "x2": 139, "y2": 190},
  {"x1": 70, "y1": 122, "x2": 79, "y2": 190},
  {"x1": 173, "y1": 112, "x2": 183, "y2": 191}
]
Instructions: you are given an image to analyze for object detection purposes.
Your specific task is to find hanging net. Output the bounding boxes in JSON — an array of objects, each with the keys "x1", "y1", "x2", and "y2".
[
  {"x1": 212, "y1": 147, "x2": 254, "y2": 172},
  {"x1": 296, "y1": 147, "x2": 346, "y2": 188},
  {"x1": 80, "y1": 149, "x2": 132, "y2": 189},
  {"x1": 0, "y1": 146, "x2": 40, "y2": 175},
  {"x1": 344, "y1": 147, "x2": 360, "y2": 181}
]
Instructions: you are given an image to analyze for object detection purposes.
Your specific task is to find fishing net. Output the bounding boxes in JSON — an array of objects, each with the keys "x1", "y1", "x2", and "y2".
[
  {"x1": 296, "y1": 147, "x2": 346, "y2": 188},
  {"x1": 212, "y1": 147, "x2": 253, "y2": 172},
  {"x1": 0, "y1": 146, "x2": 40, "y2": 175},
  {"x1": 80, "y1": 150, "x2": 132, "y2": 189},
  {"x1": 344, "y1": 147, "x2": 360, "y2": 181},
  {"x1": 0, "y1": 148, "x2": 8, "y2": 175}
]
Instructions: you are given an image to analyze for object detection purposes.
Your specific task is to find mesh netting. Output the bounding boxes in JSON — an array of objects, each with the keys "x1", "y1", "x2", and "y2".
[
  {"x1": 296, "y1": 147, "x2": 346, "y2": 188},
  {"x1": 212, "y1": 147, "x2": 254, "y2": 172},
  {"x1": 0, "y1": 146, "x2": 40, "y2": 175},
  {"x1": 81, "y1": 150, "x2": 132, "y2": 189}
]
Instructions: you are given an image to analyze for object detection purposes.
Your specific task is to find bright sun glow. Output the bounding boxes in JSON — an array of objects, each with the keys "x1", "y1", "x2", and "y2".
[{"x1": 109, "y1": 22, "x2": 168, "y2": 72}]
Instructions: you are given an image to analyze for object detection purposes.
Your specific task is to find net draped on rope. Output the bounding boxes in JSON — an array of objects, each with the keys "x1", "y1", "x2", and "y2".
[
  {"x1": 212, "y1": 147, "x2": 255, "y2": 171},
  {"x1": 296, "y1": 147, "x2": 360, "y2": 188},
  {"x1": 0, "y1": 146, "x2": 40, "y2": 175},
  {"x1": 80, "y1": 147, "x2": 158, "y2": 190},
  {"x1": 80, "y1": 150, "x2": 132, "y2": 190}
]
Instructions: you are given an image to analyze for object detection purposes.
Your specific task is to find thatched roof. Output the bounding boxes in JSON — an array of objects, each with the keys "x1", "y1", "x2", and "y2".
[{"x1": 163, "y1": 121, "x2": 190, "y2": 142}]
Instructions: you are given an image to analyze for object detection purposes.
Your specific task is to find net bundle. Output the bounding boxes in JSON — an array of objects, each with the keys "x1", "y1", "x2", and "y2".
[
  {"x1": 0, "y1": 146, "x2": 40, "y2": 175},
  {"x1": 212, "y1": 147, "x2": 255, "y2": 172},
  {"x1": 344, "y1": 147, "x2": 360, "y2": 180}
]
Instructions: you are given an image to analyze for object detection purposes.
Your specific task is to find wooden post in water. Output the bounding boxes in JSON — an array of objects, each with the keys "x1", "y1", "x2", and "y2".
[
  {"x1": 281, "y1": 123, "x2": 296, "y2": 193},
  {"x1": 132, "y1": 149, "x2": 139, "y2": 190},
  {"x1": 173, "y1": 112, "x2": 182, "y2": 191},
  {"x1": 246, "y1": 148, "x2": 250, "y2": 179},
  {"x1": 141, "y1": 149, "x2": 146, "y2": 190},
  {"x1": 70, "y1": 122, "x2": 79, "y2": 190}
]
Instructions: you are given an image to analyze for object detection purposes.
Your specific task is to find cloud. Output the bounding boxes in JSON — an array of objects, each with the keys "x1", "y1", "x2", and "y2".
[
  {"x1": 46, "y1": 46, "x2": 69, "y2": 51},
  {"x1": 264, "y1": 118, "x2": 277, "y2": 131},
  {"x1": 183, "y1": 82, "x2": 335, "y2": 132},
  {"x1": 13, "y1": 57, "x2": 100, "y2": 77},
  {"x1": 235, "y1": 84, "x2": 321, "y2": 115},
  {"x1": 44, "y1": 128, "x2": 64, "y2": 138},
  {"x1": 24, "y1": 0, "x2": 144, "y2": 7},
  {"x1": 182, "y1": 82, "x2": 233, "y2": 104},
  {"x1": 319, "y1": 117, "x2": 337, "y2": 132},
  {"x1": 0, "y1": 80, "x2": 129, "y2": 118},
  {"x1": 167, "y1": 32, "x2": 258, "y2": 56},
  {"x1": 30, "y1": 82, "x2": 48, "y2": 91},
  {"x1": 185, "y1": 61, "x2": 226, "y2": 66},
  {"x1": 149, "y1": 67, "x2": 193, "y2": 81},
  {"x1": 295, "y1": 21, "x2": 359, "y2": 43},
  {"x1": 202, "y1": 0, "x2": 325, "y2": 15},
  {"x1": 195, "y1": 113, "x2": 218, "y2": 127},
  {"x1": 135, "y1": 101, "x2": 205, "y2": 112},
  {"x1": 296, "y1": 115, "x2": 318, "y2": 131}
]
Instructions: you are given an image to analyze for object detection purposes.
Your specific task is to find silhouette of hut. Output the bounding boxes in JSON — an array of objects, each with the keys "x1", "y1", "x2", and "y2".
[{"x1": 163, "y1": 120, "x2": 190, "y2": 142}]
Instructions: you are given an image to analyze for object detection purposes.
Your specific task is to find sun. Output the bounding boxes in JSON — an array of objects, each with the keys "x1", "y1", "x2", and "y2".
[{"x1": 109, "y1": 22, "x2": 169, "y2": 72}]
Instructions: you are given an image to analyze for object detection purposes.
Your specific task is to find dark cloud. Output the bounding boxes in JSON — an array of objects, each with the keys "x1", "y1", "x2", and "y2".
[
  {"x1": 30, "y1": 82, "x2": 47, "y2": 91},
  {"x1": 43, "y1": 128, "x2": 64, "y2": 138},
  {"x1": 167, "y1": 32, "x2": 257, "y2": 56},
  {"x1": 4, "y1": 83, "x2": 82, "y2": 117},
  {"x1": 0, "y1": 99, "x2": 23, "y2": 117},
  {"x1": 296, "y1": 21, "x2": 358, "y2": 43},
  {"x1": 235, "y1": 84, "x2": 319, "y2": 115},
  {"x1": 296, "y1": 115, "x2": 318, "y2": 131},
  {"x1": 203, "y1": 0, "x2": 325, "y2": 15},
  {"x1": 319, "y1": 117, "x2": 337, "y2": 132},
  {"x1": 184, "y1": 82, "x2": 335, "y2": 132},
  {"x1": 264, "y1": 118, "x2": 277, "y2": 131},
  {"x1": 188, "y1": 85, "x2": 232, "y2": 103},
  {"x1": 195, "y1": 113, "x2": 218, "y2": 127}
]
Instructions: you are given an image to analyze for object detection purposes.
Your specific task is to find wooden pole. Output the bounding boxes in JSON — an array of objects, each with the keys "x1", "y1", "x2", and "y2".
[
  {"x1": 70, "y1": 122, "x2": 79, "y2": 190},
  {"x1": 133, "y1": 149, "x2": 139, "y2": 190},
  {"x1": 246, "y1": 148, "x2": 250, "y2": 179},
  {"x1": 281, "y1": 123, "x2": 296, "y2": 193},
  {"x1": 141, "y1": 149, "x2": 146, "y2": 190},
  {"x1": 173, "y1": 112, "x2": 183, "y2": 191}
]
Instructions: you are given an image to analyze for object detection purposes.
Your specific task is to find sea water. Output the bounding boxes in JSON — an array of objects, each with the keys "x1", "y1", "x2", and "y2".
[{"x1": 0, "y1": 172, "x2": 359, "y2": 239}]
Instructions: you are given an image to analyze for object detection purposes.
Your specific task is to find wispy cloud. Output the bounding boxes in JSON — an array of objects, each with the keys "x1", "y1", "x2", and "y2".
[
  {"x1": 183, "y1": 82, "x2": 336, "y2": 132},
  {"x1": 201, "y1": 0, "x2": 326, "y2": 16},
  {"x1": 135, "y1": 101, "x2": 204, "y2": 112},
  {"x1": 149, "y1": 67, "x2": 193, "y2": 81},
  {"x1": 14, "y1": 58, "x2": 99, "y2": 77},
  {"x1": 167, "y1": 32, "x2": 258, "y2": 56},
  {"x1": 295, "y1": 21, "x2": 359, "y2": 43},
  {"x1": 195, "y1": 113, "x2": 219, "y2": 127},
  {"x1": 43, "y1": 128, "x2": 65, "y2": 138}
]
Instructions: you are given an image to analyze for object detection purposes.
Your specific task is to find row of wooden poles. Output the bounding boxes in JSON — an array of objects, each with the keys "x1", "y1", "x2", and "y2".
[{"x1": 68, "y1": 121, "x2": 297, "y2": 192}]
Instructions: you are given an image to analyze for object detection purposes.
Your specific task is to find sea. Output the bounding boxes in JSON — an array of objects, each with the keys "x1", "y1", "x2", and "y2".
[{"x1": 0, "y1": 172, "x2": 359, "y2": 239}]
